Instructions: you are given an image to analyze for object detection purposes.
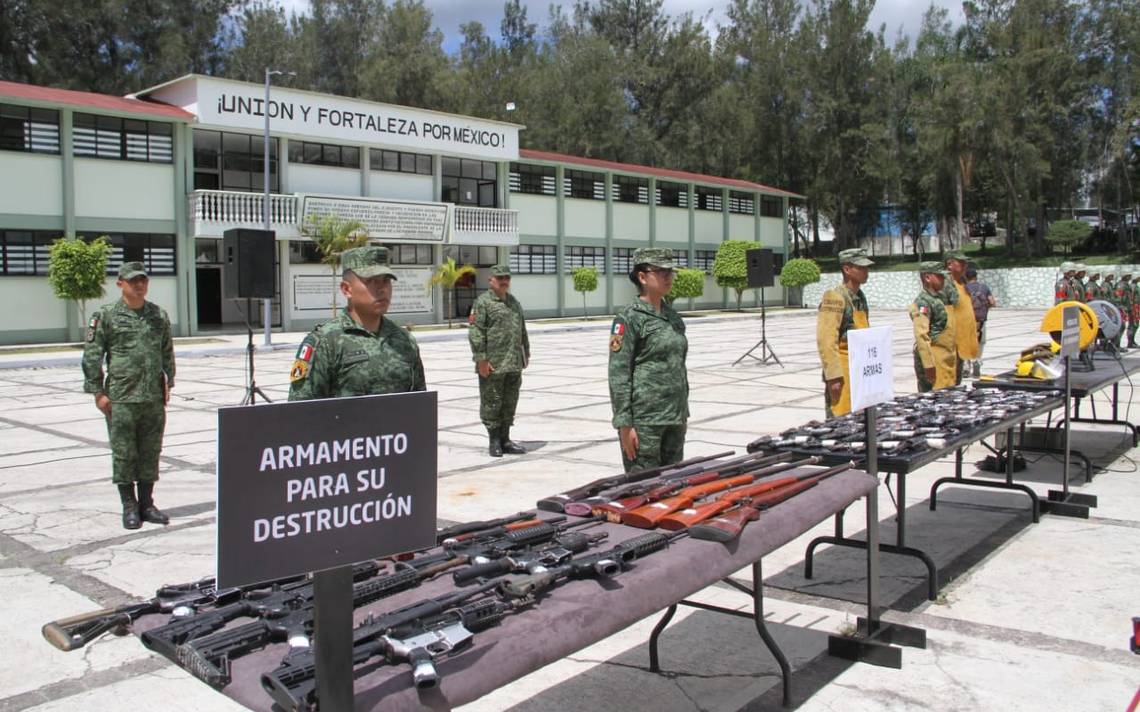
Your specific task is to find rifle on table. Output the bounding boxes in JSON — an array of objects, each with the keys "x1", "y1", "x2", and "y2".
[
  {"x1": 452, "y1": 530, "x2": 609, "y2": 585},
  {"x1": 589, "y1": 452, "x2": 792, "y2": 522},
  {"x1": 689, "y1": 461, "x2": 856, "y2": 542},
  {"x1": 620, "y1": 456, "x2": 819, "y2": 529},
  {"x1": 440, "y1": 514, "x2": 564, "y2": 546},
  {"x1": 261, "y1": 581, "x2": 511, "y2": 711},
  {"x1": 434, "y1": 511, "x2": 536, "y2": 544},
  {"x1": 41, "y1": 573, "x2": 304, "y2": 652},
  {"x1": 536, "y1": 450, "x2": 733, "y2": 512}
]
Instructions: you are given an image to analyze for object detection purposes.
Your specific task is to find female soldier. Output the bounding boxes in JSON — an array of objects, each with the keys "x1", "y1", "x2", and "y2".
[{"x1": 608, "y1": 247, "x2": 689, "y2": 472}]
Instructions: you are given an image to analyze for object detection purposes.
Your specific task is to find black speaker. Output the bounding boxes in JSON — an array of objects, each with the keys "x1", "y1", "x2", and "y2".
[
  {"x1": 223, "y1": 228, "x2": 276, "y2": 299},
  {"x1": 746, "y1": 248, "x2": 775, "y2": 288}
]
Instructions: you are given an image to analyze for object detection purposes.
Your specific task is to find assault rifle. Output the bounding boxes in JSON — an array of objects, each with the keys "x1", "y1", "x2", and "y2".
[
  {"x1": 434, "y1": 511, "x2": 536, "y2": 544},
  {"x1": 690, "y1": 461, "x2": 855, "y2": 542},
  {"x1": 578, "y1": 451, "x2": 790, "y2": 520},
  {"x1": 452, "y1": 530, "x2": 609, "y2": 584},
  {"x1": 536, "y1": 450, "x2": 733, "y2": 512},
  {"x1": 261, "y1": 581, "x2": 512, "y2": 711},
  {"x1": 41, "y1": 574, "x2": 303, "y2": 652}
]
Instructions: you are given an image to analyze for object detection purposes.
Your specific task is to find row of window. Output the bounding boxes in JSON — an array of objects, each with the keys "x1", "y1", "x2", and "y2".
[
  {"x1": 508, "y1": 246, "x2": 719, "y2": 275},
  {"x1": 283, "y1": 241, "x2": 435, "y2": 266},
  {"x1": 0, "y1": 231, "x2": 175, "y2": 276},
  {"x1": 284, "y1": 142, "x2": 436, "y2": 176},
  {"x1": 1, "y1": 105, "x2": 174, "y2": 163}
]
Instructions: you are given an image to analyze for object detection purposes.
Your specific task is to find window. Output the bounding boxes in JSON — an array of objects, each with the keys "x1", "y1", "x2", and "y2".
[
  {"x1": 729, "y1": 191, "x2": 755, "y2": 215},
  {"x1": 0, "y1": 230, "x2": 58, "y2": 275},
  {"x1": 693, "y1": 250, "x2": 716, "y2": 272},
  {"x1": 564, "y1": 169, "x2": 605, "y2": 200},
  {"x1": 77, "y1": 232, "x2": 176, "y2": 276},
  {"x1": 612, "y1": 175, "x2": 648, "y2": 204},
  {"x1": 73, "y1": 114, "x2": 172, "y2": 163},
  {"x1": 656, "y1": 181, "x2": 688, "y2": 208},
  {"x1": 442, "y1": 157, "x2": 497, "y2": 207},
  {"x1": 761, "y1": 196, "x2": 784, "y2": 218},
  {"x1": 391, "y1": 244, "x2": 434, "y2": 265},
  {"x1": 672, "y1": 249, "x2": 690, "y2": 268},
  {"x1": 509, "y1": 163, "x2": 556, "y2": 195},
  {"x1": 509, "y1": 244, "x2": 556, "y2": 274},
  {"x1": 193, "y1": 130, "x2": 279, "y2": 192},
  {"x1": 0, "y1": 104, "x2": 60, "y2": 154},
  {"x1": 288, "y1": 140, "x2": 360, "y2": 169},
  {"x1": 369, "y1": 149, "x2": 432, "y2": 175},
  {"x1": 564, "y1": 246, "x2": 606, "y2": 273},
  {"x1": 696, "y1": 187, "x2": 723, "y2": 212},
  {"x1": 288, "y1": 241, "x2": 321, "y2": 264},
  {"x1": 612, "y1": 247, "x2": 633, "y2": 274}
]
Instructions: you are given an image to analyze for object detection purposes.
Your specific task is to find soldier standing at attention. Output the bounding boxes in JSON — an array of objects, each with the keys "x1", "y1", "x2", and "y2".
[
  {"x1": 1118, "y1": 269, "x2": 1134, "y2": 350},
  {"x1": 609, "y1": 248, "x2": 689, "y2": 472},
  {"x1": 944, "y1": 249, "x2": 978, "y2": 384},
  {"x1": 1129, "y1": 273, "x2": 1140, "y2": 348},
  {"x1": 1072, "y1": 264, "x2": 1088, "y2": 302},
  {"x1": 816, "y1": 247, "x2": 873, "y2": 418},
  {"x1": 1084, "y1": 269, "x2": 1103, "y2": 301},
  {"x1": 911, "y1": 262, "x2": 957, "y2": 392},
  {"x1": 289, "y1": 246, "x2": 425, "y2": 401},
  {"x1": 82, "y1": 262, "x2": 175, "y2": 530},
  {"x1": 1055, "y1": 262, "x2": 1076, "y2": 304},
  {"x1": 468, "y1": 264, "x2": 530, "y2": 458}
]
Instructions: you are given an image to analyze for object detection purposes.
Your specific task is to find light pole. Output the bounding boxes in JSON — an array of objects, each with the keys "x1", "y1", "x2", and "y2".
[{"x1": 262, "y1": 68, "x2": 294, "y2": 346}]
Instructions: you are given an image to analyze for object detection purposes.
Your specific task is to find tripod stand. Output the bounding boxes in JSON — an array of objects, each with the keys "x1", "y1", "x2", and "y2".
[
  {"x1": 733, "y1": 286, "x2": 783, "y2": 367},
  {"x1": 240, "y1": 297, "x2": 272, "y2": 405}
]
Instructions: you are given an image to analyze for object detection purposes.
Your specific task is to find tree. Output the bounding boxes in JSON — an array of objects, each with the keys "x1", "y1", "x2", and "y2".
[
  {"x1": 571, "y1": 266, "x2": 599, "y2": 319},
  {"x1": 47, "y1": 235, "x2": 112, "y2": 338},
  {"x1": 428, "y1": 257, "x2": 476, "y2": 328},
  {"x1": 1045, "y1": 219, "x2": 1092, "y2": 254},
  {"x1": 778, "y1": 257, "x2": 821, "y2": 307},
  {"x1": 713, "y1": 239, "x2": 762, "y2": 310},
  {"x1": 301, "y1": 215, "x2": 369, "y2": 317},
  {"x1": 666, "y1": 268, "x2": 705, "y2": 305}
]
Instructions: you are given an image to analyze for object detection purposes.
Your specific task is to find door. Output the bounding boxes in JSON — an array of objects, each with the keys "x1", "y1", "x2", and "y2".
[{"x1": 196, "y1": 267, "x2": 222, "y2": 326}]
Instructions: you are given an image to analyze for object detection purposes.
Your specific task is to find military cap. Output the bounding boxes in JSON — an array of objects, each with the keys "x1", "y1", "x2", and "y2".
[
  {"x1": 1120, "y1": 267, "x2": 1132, "y2": 278},
  {"x1": 944, "y1": 249, "x2": 968, "y2": 263},
  {"x1": 1060, "y1": 261, "x2": 1075, "y2": 274},
  {"x1": 341, "y1": 246, "x2": 397, "y2": 280},
  {"x1": 118, "y1": 261, "x2": 148, "y2": 280},
  {"x1": 1074, "y1": 263, "x2": 1087, "y2": 274},
  {"x1": 838, "y1": 248, "x2": 874, "y2": 266},
  {"x1": 918, "y1": 261, "x2": 949, "y2": 277},
  {"x1": 490, "y1": 264, "x2": 511, "y2": 277},
  {"x1": 629, "y1": 247, "x2": 676, "y2": 283}
]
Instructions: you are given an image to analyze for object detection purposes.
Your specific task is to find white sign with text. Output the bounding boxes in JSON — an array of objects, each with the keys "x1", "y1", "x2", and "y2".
[
  {"x1": 848, "y1": 325, "x2": 894, "y2": 412},
  {"x1": 292, "y1": 267, "x2": 434, "y2": 314}
]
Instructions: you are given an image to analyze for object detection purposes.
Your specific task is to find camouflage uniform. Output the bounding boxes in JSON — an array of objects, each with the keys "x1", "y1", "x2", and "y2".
[
  {"x1": 1130, "y1": 276, "x2": 1140, "y2": 348},
  {"x1": 1072, "y1": 264, "x2": 1088, "y2": 303},
  {"x1": 609, "y1": 248, "x2": 689, "y2": 472},
  {"x1": 816, "y1": 247, "x2": 873, "y2": 419},
  {"x1": 1084, "y1": 272, "x2": 1102, "y2": 302},
  {"x1": 289, "y1": 246, "x2": 426, "y2": 401},
  {"x1": 911, "y1": 262, "x2": 957, "y2": 392},
  {"x1": 1054, "y1": 262, "x2": 1076, "y2": 304},
  {"x1": 1117, "y1": 269, "x2": 1134, "y2": 349},
  {"x1": 468, "y1": 264, "x2": 530, "y2": 455}
]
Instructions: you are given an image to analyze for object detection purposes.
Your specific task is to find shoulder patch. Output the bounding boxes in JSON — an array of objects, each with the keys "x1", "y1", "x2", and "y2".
[
  {"x1": 918, "y1": 305, "x2": 929, "y2": 315},
  {"x1": 296, "y1": 334, "x2": 318, "y2": 363},
  {"x1": 610, "y1": 334, "x2": 623, "y2": 352},
  {"x1": 612, "y1": 322, "x2": 625, "y2": 336},
  {"x1": 86, "y1": 315, "x2": 99, "y2": 342},
  {"x1": 290, "y1": 360, "x2": 309, "y2": 383}
]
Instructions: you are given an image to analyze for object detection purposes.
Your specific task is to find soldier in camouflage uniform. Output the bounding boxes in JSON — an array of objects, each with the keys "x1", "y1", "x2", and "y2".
[
  {"x1": 1117, "y1": 268, "x2": 1133, "y2": 351},
  {"x1": 609, "y1": 247, "x2": 689, "y2": 472},
  {"x1": 816, "y1": 247, "x2": 873, "y2": 418},
  {"x1": 1072, "y1": 264, "x2": 1088, "y2": 302},
  {"x1": 289, "y1": 246, "x2": 425, "y2": 401},
  {"x1": 1129, "y1": 273, "x2": 1140, "y2": 348},
  {"x1": 1084, "y1": 268, "x2": 1103, "y2": 302},
  {"x1": 910, "y1": 262, "x2": 957, "y2": 392},
  {"x1": 1054, "y1": 262, "x2": 1076, "y2": 304},
  {"x1": 82, "y1": 262, "x2": 175, "y2": 530},
  {"x1": 468, "y1": 264, "x2": 530, "y2": 457},
  {"x1": 943, "y1": 249, "x2": 978, "y2": 384}
]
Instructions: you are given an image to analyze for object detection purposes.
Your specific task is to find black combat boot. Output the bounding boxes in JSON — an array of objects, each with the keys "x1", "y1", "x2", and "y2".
[
  {"x1": 500, "y1": 427, "x2": 526, "y2": 455},
  {"x1": 119, "y1": 484, "x2": 141, "y2": 530},
  {"x1": 488, "y1": 428, "x2": 503, "y2": 458},
  {"x1": 137, "y1": 482, "x2": 170, "y2": 525}
]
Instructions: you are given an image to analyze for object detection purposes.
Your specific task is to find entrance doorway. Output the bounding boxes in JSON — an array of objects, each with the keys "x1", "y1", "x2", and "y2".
[{"x1": 196, "y1": 267, "x2": 222, "y2": 326}]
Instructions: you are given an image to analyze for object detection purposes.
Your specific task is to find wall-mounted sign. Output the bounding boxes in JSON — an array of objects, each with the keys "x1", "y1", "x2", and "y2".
[
  {"x1": 292, "y1": 267, "x2": 434, "y2": 314},
  {"x1": 302, "y1": 195, "x2": 449, "y2": 243}
]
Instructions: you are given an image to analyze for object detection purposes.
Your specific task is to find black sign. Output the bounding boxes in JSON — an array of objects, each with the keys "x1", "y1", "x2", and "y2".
[{"x1": 216, "y1": 391, "x2": 437, "y2": 588}]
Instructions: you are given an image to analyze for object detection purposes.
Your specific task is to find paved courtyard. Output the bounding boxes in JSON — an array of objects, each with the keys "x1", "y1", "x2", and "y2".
[{"x1": 1, "y1": 307, "x2": 1138, "y2": 711}]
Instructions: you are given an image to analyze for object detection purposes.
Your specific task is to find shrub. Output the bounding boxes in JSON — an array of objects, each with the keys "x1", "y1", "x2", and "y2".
[
  {"x1": 571, "y1": 266, "x2": 598, "y2": 319},
  {"x1": 713, "y1": 239, "x2": 762, "y2": 309},
  {"x1": 667, "y1": 268, "x2": 705, "y2": 304},
  {"x1": 1045, "y1": 220, "x2": 1092, "y2": 254},
  {"x1": 48, "y1": 236, "x2": 112, "y2": 337},
  {"x1": 778, "y1": 258, "x2": 822, "y2": 288}
]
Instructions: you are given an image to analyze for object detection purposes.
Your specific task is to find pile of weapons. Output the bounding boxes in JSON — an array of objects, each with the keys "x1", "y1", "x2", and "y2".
[
  {"x1": 747, "y1": 386, "x2": 1062, "y2": 458},
  {"x1": 42, "y1": 452, "x2": 852, "y2": 710}
]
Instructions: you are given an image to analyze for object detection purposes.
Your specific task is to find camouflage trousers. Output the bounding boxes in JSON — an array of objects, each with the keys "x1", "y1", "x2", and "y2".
[
  {"x1": 621, "y1": 424, "x2": 687, "y2": 473},
  {"x1": 105, "y1": 400, "x2": 166, "y2": 485},
  {"x1": 479, "y1": 372, "x2": 522, "y2": 429},
  {"x1": 914, "y1": 352, "x2": 934, "y2": 393}
]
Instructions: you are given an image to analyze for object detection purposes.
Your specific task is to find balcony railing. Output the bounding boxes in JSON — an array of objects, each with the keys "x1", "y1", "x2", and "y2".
[{"x1": 451, "y1": 205, "x2": 519, "y2": 246}]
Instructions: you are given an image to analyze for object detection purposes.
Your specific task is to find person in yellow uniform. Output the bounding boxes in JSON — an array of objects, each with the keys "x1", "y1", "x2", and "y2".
[
  {"x1": 910, "y1": 262, "x2": 957, "y2": 391},
  {"x1": 944, "y1": 249, "x2": 978, "y2": 383},
  {"x1": 816, "y1": 247, "x2": 873, "y2": 418}
]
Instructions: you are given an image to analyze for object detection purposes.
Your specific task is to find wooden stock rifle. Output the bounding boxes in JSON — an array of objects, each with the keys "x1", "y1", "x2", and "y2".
[
  {"x1": 536, "y1": 450, "x2": 733, "y2": 513},
  {"x1": 689, "y1": 461, "x2": 856, "y2": 542},
  {"x1": 620, "y1": 456, "x2": 818, "y2": 529}
]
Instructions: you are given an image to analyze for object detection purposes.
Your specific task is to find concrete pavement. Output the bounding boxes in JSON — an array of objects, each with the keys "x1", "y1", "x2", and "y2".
[{"x1": 1, "y1": 307, "x2": 1137, "y2": 711}]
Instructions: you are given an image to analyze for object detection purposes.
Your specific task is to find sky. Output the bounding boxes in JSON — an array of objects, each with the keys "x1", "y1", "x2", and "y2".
[{"x1": 275, "y1": 0, "x2": 966, "y2": 53}]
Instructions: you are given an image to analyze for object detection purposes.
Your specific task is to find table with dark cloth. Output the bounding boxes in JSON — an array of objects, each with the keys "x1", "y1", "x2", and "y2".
[{"x1": 131, "y1": 467, "x2": 878, "y2": 711}]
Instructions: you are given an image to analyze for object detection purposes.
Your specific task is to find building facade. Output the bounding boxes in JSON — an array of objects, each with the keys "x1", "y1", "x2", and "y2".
[{"x1": 0, "y1": 76, "x2": 797, "y2": 344}]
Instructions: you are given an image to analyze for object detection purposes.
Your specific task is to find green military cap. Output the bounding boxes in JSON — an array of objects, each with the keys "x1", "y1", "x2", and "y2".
[
  {"x1": 629, "y1": 247, "x2": 676, "y2": 283},
  {"x1": 1074, "y1": 263, "x2": 1087, "y2": 274},
  {"x1": 1121, "y1": 267, "x2": 1132, "y2": 278},
  {"x1": 944, "y1": 249, "x2": 968, "y2": 262},
  {"x1": 341, "y1": 246, "x2": 397, "y2": 280},
  {"x1": 838, "y1": 248, "x2": 874, "y2": 266},
  {"x1": 918, "y1": 261, "x2": 948, "y2": 276},
  {"x1": 490, "y1": 264, "x2": 511, "y2": 277},
  {"x1": 118, "y1": 261, "x2": 148, "y2": 280}
]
